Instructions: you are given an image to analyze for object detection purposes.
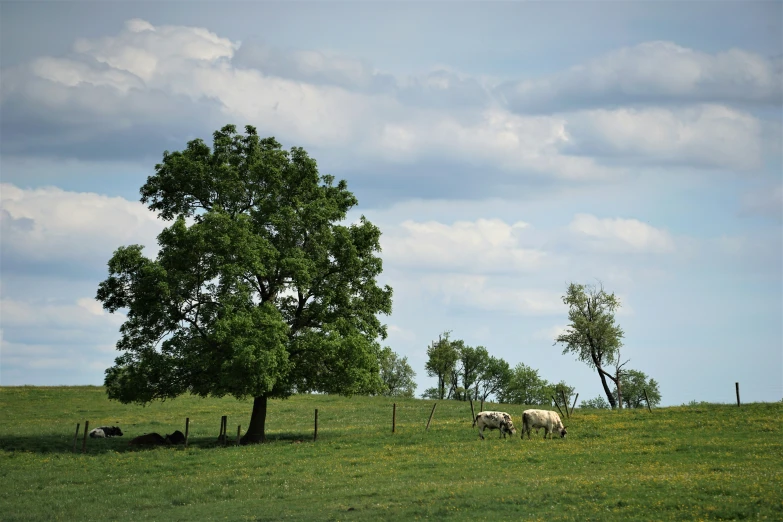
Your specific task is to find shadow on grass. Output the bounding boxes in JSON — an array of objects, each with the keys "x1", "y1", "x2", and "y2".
[{"x1": 0, "y1": 431, "x2": 316, "y2": 454}]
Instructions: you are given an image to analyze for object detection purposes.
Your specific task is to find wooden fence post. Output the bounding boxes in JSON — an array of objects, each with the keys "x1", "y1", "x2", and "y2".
[
  {"x1": 735, "y1": 382, "x2": 740, "y2": 407},
  {"x1": 643, "y1": 388, "x2": 652, "y2": 413},
  {"x1": 560, "y1": 389, "x2": 570, "y2": 418},
  {"x1": 236, "y1": 425, "x2": 241, "y2": 446},
  {"x1": 469, "y1": 399, "x2": 476, "y2": 427},
  {"x1": 218, "y1": 415, "x2": 228, "y2": 446},
  {"x1": 81, "y1": 421, "x2": 89, "y2": 454},
  {"x1": 571, "y1": 393, "x2": 579, "y2": 415},
  {"x1": 392, "y1": 403, "x2": 396, "y2": 434},
  {"x1": 72, "y1": 423, "x2": 80, "y2": 453},
  {"x1": 184, "y1": 418, "x2": 190, "y2": 448},
  {"x1": 551, "y1": 396, "x2": 565, "y2": 418},
  {"x1": 425, "y1": 403, "x2": 438, "y2": 431},
  {"x1": 480, "y1": 399, "x2": 484, "y2": 413},
  {"x1": 314, "y1": 409, "x2": 318, "y2": 441}
]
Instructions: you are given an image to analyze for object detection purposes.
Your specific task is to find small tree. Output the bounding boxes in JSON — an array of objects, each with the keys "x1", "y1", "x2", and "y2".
[
  {"x1": 475, "y1": 356, "x2": 512, "y2": 403},
  {"x1": 376, "y1": 347, "x2": 417, "y2": 398},
  {"x1": 613, "y1": 369, "x2": 661, "y2": 409},
  {"x1": 498, "y1": 363, "x2": 551, "y2": 405},
  {"x1": 580, "y1": 395, "x2": 610, "y2": 409},
  {"x1": 420, "y1": 387, "x2": 440, "y2": 399},
  {"x1": 545, "y1": 380, "x2": 576, "y2": 409},
  {"x1": 458, "y1": 345, "x2": 490, "y2": 401},
  {"x1": 554, "y1": 282, "x2": 624, "y2": 409},
  {"x1": 96, "y1": 125, "x2": 393, "y2": 444},
  {"x1": 424, "y1": 332, "x2": 459, "y2": 400}
]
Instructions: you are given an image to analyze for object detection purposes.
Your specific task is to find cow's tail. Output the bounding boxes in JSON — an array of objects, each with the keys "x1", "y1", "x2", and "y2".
[{"x1": 472, "y1": 414, "x2": 479, "y2": 428}]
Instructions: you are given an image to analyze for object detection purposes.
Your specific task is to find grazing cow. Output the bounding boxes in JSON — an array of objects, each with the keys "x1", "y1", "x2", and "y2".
[
  {"x1": 521, "y1": 409, "x2": 567, "y2": 439},
  {"x1": 165, "y1": 430, "x2": 186, "y2": 445},
  {"x1": 97, "y1": 426, "x2": 123, "y2": 437},
  {"x1": 475, "y1": 411, "x2": 517, "y2": 440},
  {"x1": 128, "y1": 433, "x2": 170, "y2": 446},
  {"x1": 88, "y1": 428, "x2": 106, "y2": 438}
]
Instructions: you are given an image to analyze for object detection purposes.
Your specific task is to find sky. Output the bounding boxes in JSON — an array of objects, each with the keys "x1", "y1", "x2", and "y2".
[{"x1": 1, "y1": 1, "x2": 781, "y2": 406}]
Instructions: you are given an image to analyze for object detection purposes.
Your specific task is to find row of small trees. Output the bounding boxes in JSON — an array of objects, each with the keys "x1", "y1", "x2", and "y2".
[
  {"x1": 419, "y1": 331, "x2": 575, "y2": 406},
  {"x1": 375, "y1": 330, "x2": 661, "y2": 410},
  {"x1": 374, "y1": 282, "x2": 663, "y2": 410}
]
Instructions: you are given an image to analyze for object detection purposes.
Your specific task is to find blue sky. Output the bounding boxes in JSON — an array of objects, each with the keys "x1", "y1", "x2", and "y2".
[{"x1": 1, "y1": 1, "x2": 781, "y2": 405}]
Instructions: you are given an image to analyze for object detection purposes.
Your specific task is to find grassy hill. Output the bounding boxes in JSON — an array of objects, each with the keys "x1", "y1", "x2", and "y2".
[{"x1": 0, "y1": 386, "x2": 781, "y2": 521}]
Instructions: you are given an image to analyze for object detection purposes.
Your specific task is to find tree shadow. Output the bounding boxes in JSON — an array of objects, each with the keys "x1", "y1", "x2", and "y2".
[
  {"x1": 261, "y1": 431, "x2": 316, "y2": 444},
  {"x1": 0, "y1": 431, "x2": 316, "y2": 454}
]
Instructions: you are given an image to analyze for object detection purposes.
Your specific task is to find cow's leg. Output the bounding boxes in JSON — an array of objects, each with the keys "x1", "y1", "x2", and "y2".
[{"x1": 478, "y1": 427, "x2": 485, "y2": 440}]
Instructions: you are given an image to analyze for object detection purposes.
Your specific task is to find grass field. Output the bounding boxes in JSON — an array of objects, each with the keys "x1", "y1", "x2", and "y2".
[{"x1": 0, "y1": 386, "x2": 781, "y2": 521}]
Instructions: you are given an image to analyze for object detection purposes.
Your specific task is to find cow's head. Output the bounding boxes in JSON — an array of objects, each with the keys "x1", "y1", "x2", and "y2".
[
  {"x1": 113, "y1": 427, "x2": 124, "y2": 436},
  {"x1": 559, "y1": 426, "x2": 567, "y2": 438},
  {"x1": 504, "y1": 421, "x2": 517, "y2": 435}
]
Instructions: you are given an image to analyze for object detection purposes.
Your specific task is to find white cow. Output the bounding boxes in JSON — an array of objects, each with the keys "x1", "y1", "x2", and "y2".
[
  {"x1": 88, "y1": 428, "x2": 106, "y2": 438},
  {"x1": 475, "y1": 411, "x2": 517, "y2": 440},
  {"x1": 521, "y1": 409, "x2": 567, "y2": 439}
]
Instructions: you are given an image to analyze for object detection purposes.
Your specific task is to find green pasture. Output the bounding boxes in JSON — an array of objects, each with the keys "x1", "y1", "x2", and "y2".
[{"x1": 0, "y1": 386, "x2": 781, "y2": 521}]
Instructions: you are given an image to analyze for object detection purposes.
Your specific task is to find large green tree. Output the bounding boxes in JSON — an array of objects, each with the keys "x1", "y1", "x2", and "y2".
[
  {"x1": 96, "y1": 125, "x2": 393, "y2": 443},
  {"x1": 554, "y1": 282, "x2": 624, "y2": 409}
]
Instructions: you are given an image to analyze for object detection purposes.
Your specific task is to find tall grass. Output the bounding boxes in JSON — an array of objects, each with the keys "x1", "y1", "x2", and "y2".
[{"x1": 1, "y1": 386, "x2": 781, "y2": 521}]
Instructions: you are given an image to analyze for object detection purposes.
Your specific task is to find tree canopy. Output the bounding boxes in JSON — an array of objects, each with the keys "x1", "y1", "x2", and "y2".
[
  {"x1": 475, "y1": 356, "x2": 512, "y2": 403},
  {"x1": 376, "y1": 347, "x2": 417, "y2": 398},
  {"x1": 424, "y1": 332, "x2": 459, "y2": 400},
  {"x1": 96, "y1": 124, "x2": 393, "y2": 443},
  {"x1": 498, "y1": 363, "x2": 550, "y2": 405},
  {"x1": 554, "y1": 282, "x2": 624, "y2": 408},
  {"x1": 613, "y1": 369, "x2": 662, "y2": 409}
]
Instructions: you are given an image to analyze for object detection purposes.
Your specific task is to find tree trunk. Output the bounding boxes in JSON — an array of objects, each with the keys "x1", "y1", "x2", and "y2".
[
  {"x1": 597, "y1": 367, "x2": 617, "y2": 409},
  {"x1": 241, "y1": 395, "x2": 268, "y2": 444}
]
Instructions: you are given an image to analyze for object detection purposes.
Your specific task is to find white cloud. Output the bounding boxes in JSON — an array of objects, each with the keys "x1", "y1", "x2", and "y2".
[
  {"x1": 381, "y1": 218, "x2": 546, "y2": 273},
  {"x1": 0, "y1": 297, "x2": 123, "y2": 332},
  {"x1": 499, "y1": 41, "x2": 783, "y2": 111},
  {"x1": 73, "y1": 18, "x2": 238, "y2": 82},
  {"x1": 77, "y1": 297, "x2": 107, "y2": 316},
  {"x1": 418, "y1": 273, "x2": 565, "y2": 316},
  {"x1": 0, "y1": 19, "x2": 616, "y2": 180},
  {"x1": 569, "y1": 214, "x2": 676, "y2": 254},
  {"x1": 0, "y1": 295, "x2": 124, "y2": 383},
  {"x1": 0, "y1": 183, "x2": 165, "y2": 271},
  {"x1": 368, "y1": 108, "x2": 616, "y2": 179},
  {"x1": 30, "y1": 57, "x2": 145, "y2": 93},
  {"x1": 564, "y1": 104, "x2": 763, "y2": 170},
  {"x1": 4, "y1": 21, "x2": 772, "y2": 182},
  {"x1": 233, "y1": 42, "x2": 395, "y2": 94}
]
